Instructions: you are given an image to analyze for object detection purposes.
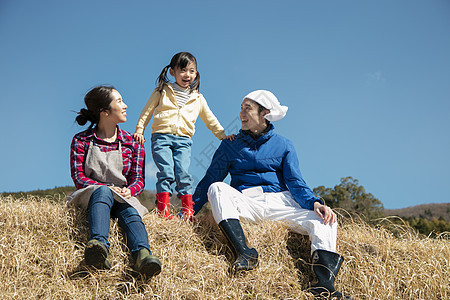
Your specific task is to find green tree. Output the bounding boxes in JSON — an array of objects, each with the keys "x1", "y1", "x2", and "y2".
[{"x1": 313, "y1": 177, "x2": 384, "y2": 221}]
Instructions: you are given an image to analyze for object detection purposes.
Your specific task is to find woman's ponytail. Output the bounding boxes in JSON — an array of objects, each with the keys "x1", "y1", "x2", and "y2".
[
  {"x1": 74, "y1": 85, "x2": 115, "y2": 128},
  {"x1": 75, "y1": 108, "x2": 98, "y2": 128}
]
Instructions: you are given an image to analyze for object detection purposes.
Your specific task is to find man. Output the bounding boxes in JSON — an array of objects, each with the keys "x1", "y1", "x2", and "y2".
[{"x1": 192, "y1": 90, "x2": 352, "y2": 299}]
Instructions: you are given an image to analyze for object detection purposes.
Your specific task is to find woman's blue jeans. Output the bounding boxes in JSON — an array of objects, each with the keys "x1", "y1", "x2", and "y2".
[
  {"x1": 151, "y1": 133, "x2": 193, "y2": 195},
  {"x1": 88, "y1": 186, "x2": 150, "y2": 254}
]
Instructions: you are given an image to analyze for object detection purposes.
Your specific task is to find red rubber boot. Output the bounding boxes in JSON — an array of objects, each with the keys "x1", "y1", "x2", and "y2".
[
  {"x1": 180, "y1": 194, "x2": 194, "y2": 221},
  {"x1": 156, "y1": 192, "x2": 174, "y2": 220}
]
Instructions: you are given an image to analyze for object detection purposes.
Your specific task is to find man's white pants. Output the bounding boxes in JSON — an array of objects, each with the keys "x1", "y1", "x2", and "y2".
[{"x1": 207, "y1": 182, "x2": 337, "y2": 254}]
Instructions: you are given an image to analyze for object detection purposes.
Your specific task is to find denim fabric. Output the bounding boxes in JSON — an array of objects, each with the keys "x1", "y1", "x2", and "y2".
[
  {"x1": 88, "y1": 186, "x2": 150, "y2": 254},
  {"x1": 151, "y1": 133, "x2": 193, "y2": 195}
]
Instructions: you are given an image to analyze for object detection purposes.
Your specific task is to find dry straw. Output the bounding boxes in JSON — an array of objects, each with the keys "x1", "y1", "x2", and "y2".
[{"x1": 0, "y1": 195, "x2": 448, "y2": 299}]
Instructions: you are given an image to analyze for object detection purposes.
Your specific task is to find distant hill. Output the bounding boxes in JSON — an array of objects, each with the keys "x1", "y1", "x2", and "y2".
[
  {"x1": 1, "y1": 186, "x2": 76, "y2": 200},
  {"x1": 1, "y1": 186, "x2": 155, "y2": 200},
  {"x1": 385, "y1": 203, "x2": 450, "y2": 222}
]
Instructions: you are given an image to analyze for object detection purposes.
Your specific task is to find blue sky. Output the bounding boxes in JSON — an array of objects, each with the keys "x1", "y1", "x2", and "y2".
[{"x1": 1, "y1": 0, "x2": 449, "y2": 209}]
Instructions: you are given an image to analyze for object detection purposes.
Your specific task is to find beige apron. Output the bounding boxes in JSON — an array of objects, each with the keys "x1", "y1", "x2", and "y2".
[{"x1": 66, "y1": 139, "x2": 148, "y2": 217}]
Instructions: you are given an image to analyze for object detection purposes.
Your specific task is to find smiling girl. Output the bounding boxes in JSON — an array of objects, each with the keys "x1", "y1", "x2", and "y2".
[{"x1": 133, "y1": 52, "x2": 232, "y2": 220}]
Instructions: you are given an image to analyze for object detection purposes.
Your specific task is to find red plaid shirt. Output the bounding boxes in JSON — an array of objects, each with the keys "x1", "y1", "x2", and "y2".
[{"x1": 70, "y1": 126, "x2": 145, "y2": 197}]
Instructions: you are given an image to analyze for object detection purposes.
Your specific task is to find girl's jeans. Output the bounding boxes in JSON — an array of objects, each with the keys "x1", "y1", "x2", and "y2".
[
  {"x1": 88, "y1": 186, "x2": 151, "y2": 254},
  {"x1": 151, "y1": 133, "x2": 193, "y2": 195}
]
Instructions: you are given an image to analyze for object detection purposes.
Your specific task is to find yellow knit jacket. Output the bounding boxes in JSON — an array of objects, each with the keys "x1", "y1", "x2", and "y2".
[{"x1": 135, "y1": 83, "x2": 226, "y2": 139}]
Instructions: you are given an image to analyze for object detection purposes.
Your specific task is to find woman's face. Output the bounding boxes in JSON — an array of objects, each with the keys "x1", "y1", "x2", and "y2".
[
  {"x1": 104, "y1": 89, "x2": 127, "y2": 124},
  {"x1": 239, "y1": 99, "x2": 269, "y2": 133}
]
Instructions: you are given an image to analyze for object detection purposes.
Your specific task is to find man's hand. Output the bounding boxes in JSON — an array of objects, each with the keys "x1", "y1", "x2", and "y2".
[
  {"x1": 313, "y1": 201, "x2": 337, "y2": 225},
  {"x1": 133, "y1": 132, "x2": 145, "y2": 145}
]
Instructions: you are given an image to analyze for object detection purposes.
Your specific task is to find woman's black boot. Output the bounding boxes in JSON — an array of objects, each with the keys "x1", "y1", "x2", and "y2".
[{"x1": 133, "y1": 248, "x2": 162, "y2": 278}]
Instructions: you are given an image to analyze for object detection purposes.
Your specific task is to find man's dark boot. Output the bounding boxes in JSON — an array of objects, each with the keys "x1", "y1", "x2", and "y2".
[
  {"x1": 309, "y1": 249, "x2": 352, "y2": 299},
  {"x1": 218, "y1": 219, "x2": 258, "y2": 273}
]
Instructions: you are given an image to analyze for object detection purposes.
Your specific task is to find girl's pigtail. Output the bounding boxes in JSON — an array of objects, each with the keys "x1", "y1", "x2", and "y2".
[
  {"x1": 191, "y1": 70, "x2": 200, "y2": 92},
  {"x1": 156, "y1": 65, "x2": 170, "y2": 93}
]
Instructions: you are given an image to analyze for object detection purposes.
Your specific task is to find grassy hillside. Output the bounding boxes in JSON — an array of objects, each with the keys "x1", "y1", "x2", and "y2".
[
  {"x1": 4, "y1": 186, "x2": 449, "y2": 220},
  {"x1": 0, "y1": 194, "x2": 448, "y2": 299}
]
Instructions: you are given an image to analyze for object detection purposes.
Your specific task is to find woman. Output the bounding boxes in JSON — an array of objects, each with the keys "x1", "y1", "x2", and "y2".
[{"x1": 67, "y1": 85, "x2": 161, "y2": 278}]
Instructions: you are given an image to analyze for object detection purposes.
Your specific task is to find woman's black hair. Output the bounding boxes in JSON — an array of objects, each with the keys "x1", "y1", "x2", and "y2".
[
  {"x1": 75, "y1": 85, "x2": 116, "y2": 128},
  {"x1": 156, "y1": 52, "x2": 200, "y2": 93}
]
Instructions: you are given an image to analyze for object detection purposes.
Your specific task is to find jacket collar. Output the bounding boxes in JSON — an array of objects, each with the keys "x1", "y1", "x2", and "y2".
[
  {"x1": 165, "y1": 82, "x2": 199, "y2": 96},
  {"x1": 238, "y1": 124, "x2": 275, "y2": 147},
  {"x1": 163, "y1": 83, "x2": 200, "y2": 106}
]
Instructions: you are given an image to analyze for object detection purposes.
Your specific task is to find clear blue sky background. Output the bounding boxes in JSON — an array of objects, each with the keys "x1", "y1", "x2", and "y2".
[{"x1": 1, "y1": 0, "x2": 449, "y2": 209}]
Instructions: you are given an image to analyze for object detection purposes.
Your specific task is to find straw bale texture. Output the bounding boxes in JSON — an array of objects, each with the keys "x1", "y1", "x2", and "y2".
[{"x1": 0, "y1": 195, "x2": 448, "y2": 299}]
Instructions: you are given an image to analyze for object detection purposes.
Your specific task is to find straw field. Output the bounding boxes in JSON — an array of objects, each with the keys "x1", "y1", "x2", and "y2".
[{"x1": 0, "y1": 195, "x2": 448, "y2": 299}]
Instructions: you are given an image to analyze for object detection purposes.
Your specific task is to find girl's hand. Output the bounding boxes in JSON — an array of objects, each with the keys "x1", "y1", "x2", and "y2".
[
  {"x1": 133, "y1": 133, "x2": 145, "y2": 145},
  {"x1": 223, "y1": 134, "x2": 236, "y2": 141},
  {"x1": 313, "y1": 201, "x2": 337, "y2": 225}
]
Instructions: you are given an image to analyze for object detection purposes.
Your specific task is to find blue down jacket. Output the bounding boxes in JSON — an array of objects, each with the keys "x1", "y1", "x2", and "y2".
[{"x1": 192, "y1": 124, "x2": 322, "y2": 214}]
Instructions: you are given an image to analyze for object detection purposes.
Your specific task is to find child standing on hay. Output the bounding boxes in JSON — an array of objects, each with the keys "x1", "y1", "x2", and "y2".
[{"x1": 134, "y1": 52, "x2": 233, "y2": 221}]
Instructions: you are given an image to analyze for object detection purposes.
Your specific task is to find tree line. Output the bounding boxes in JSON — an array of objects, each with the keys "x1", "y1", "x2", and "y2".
[{"x1": 313, "y1": 177, "x2": 449, "y2": 238}]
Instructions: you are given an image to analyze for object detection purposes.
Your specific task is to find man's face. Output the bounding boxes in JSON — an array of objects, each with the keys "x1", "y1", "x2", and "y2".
[{"x1": 239, "y1": 99, "x2": 268, "y2": 133}]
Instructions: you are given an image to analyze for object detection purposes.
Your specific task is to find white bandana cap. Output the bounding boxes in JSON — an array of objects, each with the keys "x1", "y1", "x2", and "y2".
[{"x1": 243, "y1": 90, "x2": 288, "y2": 121}]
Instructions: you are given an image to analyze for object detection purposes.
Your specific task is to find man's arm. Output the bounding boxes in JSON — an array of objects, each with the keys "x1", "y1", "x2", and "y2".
[
  {"x1": 192, "y1": 141, "x2": 231, "y2": 214},
  {"x1": 282, "y1": 141, "x2": 323, "y2": 211}
]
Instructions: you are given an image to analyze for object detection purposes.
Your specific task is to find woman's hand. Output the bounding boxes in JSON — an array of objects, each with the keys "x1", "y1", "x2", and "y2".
[
  {"x1": 133, "y1": 132, "x2": 145, "y2": 145},
  {"x1": 313, "y1": 201, "x2": 337, "y2": 225},
  {"x1": 111, "y1": 186, "x2": 132, "y2": 199}
]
